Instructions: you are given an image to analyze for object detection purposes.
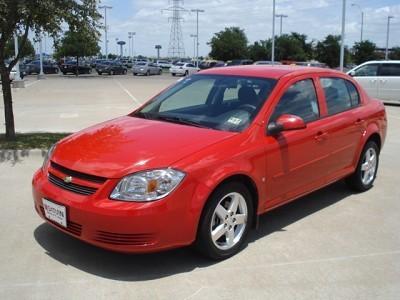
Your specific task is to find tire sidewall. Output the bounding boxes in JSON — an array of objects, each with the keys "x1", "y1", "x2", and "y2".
[{"x1": 354, "y1": 141, "x2": 379, "y2": 191}]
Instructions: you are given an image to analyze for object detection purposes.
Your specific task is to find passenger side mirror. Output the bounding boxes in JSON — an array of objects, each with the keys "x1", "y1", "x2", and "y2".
[
  {"x1": 348, "y1": 70, "x2": 355, "y2": 77},
  {"x1": 267, "y1": 114, "x2": 306, "y2": 135}
]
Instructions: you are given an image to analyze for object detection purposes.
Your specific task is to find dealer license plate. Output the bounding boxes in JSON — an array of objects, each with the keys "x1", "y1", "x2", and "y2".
[{"x1": 42, "y1": 199, "x2": 67, "y2": 228}]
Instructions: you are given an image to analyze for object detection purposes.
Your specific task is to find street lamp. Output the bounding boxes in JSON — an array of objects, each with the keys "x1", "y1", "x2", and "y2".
[
  {"x1": 117, "y1": 40, "x2": 126, "y2": 57},
  {"x1": 351, "y1": 3, "x2": 364, "y2": 42},
  {"x1": 190, "y1": 34, "x2": 197, "y2": 61},
  {"x1": 385, "y1": 16, "x2": 394, "y2": 60},
  {"x1": 271, "y1": 0, "x2": 276, "y2": 64},
  {"x1": 99, "y1": 5, "x2": 112, "y2": 59},
  {"x1": 128, "y1": 32, "x2": 136, "y2": 58},
  {"x1": 191, "y1": 9, "x2": 204, "y2": 67},
  {"x1": 38, "y1": 33, "x2": 45, "y2": 79},
  {"x1": 275, "y1": 14, "x2": 288, "y2": 36},
  {"x1": 339, "y1": 0, "x2": 346, "y2": 72}
]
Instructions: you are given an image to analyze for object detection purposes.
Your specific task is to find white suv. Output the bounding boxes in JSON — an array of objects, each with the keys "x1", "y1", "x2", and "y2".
[{"x1": 347, "y1": 60, "x2": 400, "y2": 104}]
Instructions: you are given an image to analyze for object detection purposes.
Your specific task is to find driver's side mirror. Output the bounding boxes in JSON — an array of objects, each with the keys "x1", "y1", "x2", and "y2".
[
  {"x1": 348, "y1": 70, "x2": 355, "y2": 77},
  {"x1": 267, "y1": 114, "x2": 306, "y2": 135}
]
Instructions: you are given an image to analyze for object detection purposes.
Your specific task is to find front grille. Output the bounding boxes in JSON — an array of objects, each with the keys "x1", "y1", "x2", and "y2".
[
  {"x1": 94, "y1": 230, "x2": 155, "y2": 246},
  {"x1": 50, "y1": 161, "x2": 106, "y2": 184},
  {"x1": 40, "y1": 206, "x2": 82, "y2": 236},
  {"x1": 48, "y1": 172, "x2": 97, "y2": 196}
]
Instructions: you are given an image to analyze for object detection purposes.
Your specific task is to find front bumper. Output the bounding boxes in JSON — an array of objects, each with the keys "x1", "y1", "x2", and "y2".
[
  {"x1": 32, "y1": 167, "x2": 204, "y2": 253},
  {"x1": 170, "y1": 69, "x2": 185, "y2": 75}
]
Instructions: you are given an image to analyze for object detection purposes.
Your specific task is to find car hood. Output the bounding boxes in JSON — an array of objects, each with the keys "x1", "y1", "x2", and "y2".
[{"x1": 52, "y1": 116, "x2": 236, "y2": 178}]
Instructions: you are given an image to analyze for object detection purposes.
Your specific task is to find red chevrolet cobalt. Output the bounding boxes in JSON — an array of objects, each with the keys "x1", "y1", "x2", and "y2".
[{"x1": 32, "y1": 66, "x2": 387, "y2": 259}]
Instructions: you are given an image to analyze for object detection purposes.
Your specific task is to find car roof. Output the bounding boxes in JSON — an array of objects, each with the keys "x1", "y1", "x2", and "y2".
[
  {"x1": 361, "y1": 60, "x2": 400, "y2": 64},
  {"x1": 199, "y1": 65, "x2": 342, "y2": 79}
]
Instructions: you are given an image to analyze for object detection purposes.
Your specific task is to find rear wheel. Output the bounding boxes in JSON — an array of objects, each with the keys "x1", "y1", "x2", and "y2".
[
  {"x1": 133, "y1": 73, "x2": 137, "y2": 76},
  {"x1": 97, "y1": 72, "x2": 102, "y2": 75},
  {"x1": 110, "y1": 70, "x2": 114, "y2": 75},
  {"x1": 172, "y1": 73, "x2": 176, "y2": 76},
  {"x1": 146, "y1": 70, "x2": 150, "y2": 76},
  {"x1": 345, "y1": 141, "x2": 379, "y2": 192},
  {"x1": 195, "y1": 182, "x2": 253, "y2": 260},
  {"x1": 184, "y1": 70, "x2": 189, "y2": 76}
]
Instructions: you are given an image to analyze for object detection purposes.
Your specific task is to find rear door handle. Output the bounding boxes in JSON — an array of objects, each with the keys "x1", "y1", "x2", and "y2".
[
  {"x1": 315, "y1": 131, "x2": 328, "y2": 142},
  {"x1": 355, "y1": 118, "x2": 364, "y2": 125}
]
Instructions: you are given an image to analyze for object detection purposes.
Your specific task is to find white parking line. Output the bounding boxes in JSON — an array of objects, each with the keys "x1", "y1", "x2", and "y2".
[
  {"x1": 113, "y1": 79, "x2": 141, "y2": 106},
  {"x1": 24, "y1": 79, "x2": 41, "y2": 88}
]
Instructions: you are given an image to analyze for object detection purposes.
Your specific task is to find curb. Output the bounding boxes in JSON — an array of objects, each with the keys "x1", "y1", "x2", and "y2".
[{"x1": 0, "y1": 148, "x2": 47, "y2": 164}]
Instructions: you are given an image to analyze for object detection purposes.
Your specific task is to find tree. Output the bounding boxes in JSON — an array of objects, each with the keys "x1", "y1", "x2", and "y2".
[
  {"x1": 275, "y1": 34, "x2": 307, "y2": 61},
  {"x1": 290, "y1": 32, "x2": 314, "y2": 60},
  {"x1": 248, "y1": 40, "x2": 271, "y2": 61},
  {"x1": 54, "y1": 28, "x2": 100, "y2": 75},
  {"x1": 4, "y1": 36, "x2": 35, "y2": 59},
  {"x1": 315, "y1": 35, "x2": 349, "y2": 68},
  {"x1": 0, "y1": 0, "x2": 101, "y2": 140},
  {"x1": 352, "y1": 40, "x2": 378, "y2": 65},
  {"x1": 208, "y1": 27, "x2": 248, "y2": 61},
  {"x1": 389, "y1": 47, "x2": 400, "y2": 60}
]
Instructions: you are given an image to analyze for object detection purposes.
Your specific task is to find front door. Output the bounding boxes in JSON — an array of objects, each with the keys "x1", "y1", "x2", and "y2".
[{"x1": 265, "y1": 77, "x2": 329, "y2": 208}]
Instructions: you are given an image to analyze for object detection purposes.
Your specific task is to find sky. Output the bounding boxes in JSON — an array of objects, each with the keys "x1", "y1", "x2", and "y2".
[{"x1": 41, "y1": 0, "x2": 400, "y2": 58}]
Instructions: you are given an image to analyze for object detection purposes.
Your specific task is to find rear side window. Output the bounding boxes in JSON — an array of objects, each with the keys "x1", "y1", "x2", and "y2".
[
  {"x1": 321, "y1": 78, "x2": 352, "y2": 115},
  {"x1": 271, "y1": 79, "x2": 319, "y2": 123},
  {"x1": 345, "y1": 81, "x2": 360, "y2": 106},
  {"x1": 353, "y1": 64, "x2": 378, "y2": 76},
  {"x1": 379, "y1": 64, "x2": 400, "y2": 76}
]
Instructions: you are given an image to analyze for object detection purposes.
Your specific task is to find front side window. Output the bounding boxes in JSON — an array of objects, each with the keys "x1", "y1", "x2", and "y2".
[
  {"x1": 270, "y1": 79, "x2": 319, "y2": 123},
  {"x1": 320, "y1": 77, "x2": 352, "y2": 115},
  {"x1": 353, "y1": 64, "x2": 378, "y2": 77},
  {"x1": 133, "y1": 75, "x2": 277, "y2": 132}
]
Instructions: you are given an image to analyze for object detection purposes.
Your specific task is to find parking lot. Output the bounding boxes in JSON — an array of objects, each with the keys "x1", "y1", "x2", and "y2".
[{"x1": 0, "y1": 75, "x2": 400, "y2": 299}]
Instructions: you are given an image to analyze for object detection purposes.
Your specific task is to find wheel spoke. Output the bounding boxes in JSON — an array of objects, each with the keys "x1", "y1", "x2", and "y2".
[
  {"x1": 215, "y1": 204, "x2": 228, "y2": 220},
  {"x1": 234, "y1": 214, "x2": 247, "y2": 225},
  {"x1": 228, "y1": 194, "x2": 240, "y2": 213},
  {"x1": 365, "y1": 149, "x2": 371, "y2": 161},
  {"x1": 226, "y1": 229, "x2": 235, "y2": 247},
  {"x1": 211, "y1": 224, "x2": 226, "y2": 242},
  {"x1": 361, "y1": 162, "x2": 369, "y2": 171}
]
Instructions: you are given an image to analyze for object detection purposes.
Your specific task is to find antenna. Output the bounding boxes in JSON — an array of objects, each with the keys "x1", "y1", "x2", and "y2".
[{"x1": 162, "y1": 0, "x2": 187, "y2": 59}]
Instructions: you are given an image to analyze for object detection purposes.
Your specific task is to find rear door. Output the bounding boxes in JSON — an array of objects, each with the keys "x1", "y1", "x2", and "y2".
[
  {"x1": 377, "y1": 63, "x2": 400, "y2": 103},
  {"x1": 318, "y1": 77, "x2": 365, "y2": 180},
  {"x1": 351, "y1": 63, "x2": 379, "y2": 98}
]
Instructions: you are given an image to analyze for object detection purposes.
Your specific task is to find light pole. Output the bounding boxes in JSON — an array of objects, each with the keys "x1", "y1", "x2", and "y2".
[
  {"x1": 351, "y1": 3, "x2": 364, "y2": 42},
  {"x1": 13, "y1": 34, "x2": 21, "y2": 81},
  {"x1": 385, "y1": 16, "x2": 394, "y2": 60},
  {"x1": 191, "y1": 9, "x2": 204, "y2": 67},
  {"x1": 115, "y1": 38, "x2": 119, "y2": 55},
  {"x1": 99, "y1": 5, "x2": 112, "y2": 58},
  {"x1": 275, "y1": 14, "x2": 288, "y2": 36},
  {"x1": 128, "y1": 32, "x2": 136, "y2": 58},
  {"x1": 339, "y1": 0, "x2": 346, "y2": 72},
  {"x1": 190, "y1": 34, "x2": 197, "y2": 61},
  {"x1": 271, "y1": 0, "x2": 276, "y2": 64}
]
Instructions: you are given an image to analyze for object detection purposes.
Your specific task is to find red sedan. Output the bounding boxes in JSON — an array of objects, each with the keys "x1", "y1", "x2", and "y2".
[{"x1": 32, "y1": 66, "x2": 387, "y2": 259}]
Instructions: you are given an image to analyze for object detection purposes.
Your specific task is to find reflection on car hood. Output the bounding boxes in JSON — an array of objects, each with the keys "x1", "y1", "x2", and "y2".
[{"x1": 52, "y1": 116, "x2": 235, "y2": 178}]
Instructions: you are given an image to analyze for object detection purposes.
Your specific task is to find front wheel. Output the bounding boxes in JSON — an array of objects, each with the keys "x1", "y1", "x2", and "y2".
[
  {"x1": 195, "y1": 182, "x2": 253, "y2": 260},
  {"x1": 345, "y1": 141, "x2": 379, "y2": 192}
]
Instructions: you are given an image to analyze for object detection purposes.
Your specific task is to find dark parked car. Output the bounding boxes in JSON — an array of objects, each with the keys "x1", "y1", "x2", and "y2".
[
  {"x1": 25, "y1": 60, "x2": 59, "y2": 75},
  {"x1": 60, "y1": 61, "x2": 92, "y2": 75},
  {"x1": 226, "y1": 59, "x2": 253, "y2": 66},
  {"x1": 199, "y1": 60, "x2": 225, "y2": 70},
  {"x1": 96, "y1": 61, "x2": 128, "y2": 75}
]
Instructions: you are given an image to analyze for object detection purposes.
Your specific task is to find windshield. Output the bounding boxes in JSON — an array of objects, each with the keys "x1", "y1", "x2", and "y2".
[{"x1": 132, "y1": 74, "x2": 277, "y2": 132}]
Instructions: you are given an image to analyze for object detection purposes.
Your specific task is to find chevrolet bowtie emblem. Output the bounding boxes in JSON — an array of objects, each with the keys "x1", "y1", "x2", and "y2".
[{"x1": 64, "y1": 176, "x2": 73, "y2": 183}]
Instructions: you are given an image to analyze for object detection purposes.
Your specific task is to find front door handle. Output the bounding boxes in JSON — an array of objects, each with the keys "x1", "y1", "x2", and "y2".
[{"x1": 315, "y1": 131, "x2": 328, "y2": 142}]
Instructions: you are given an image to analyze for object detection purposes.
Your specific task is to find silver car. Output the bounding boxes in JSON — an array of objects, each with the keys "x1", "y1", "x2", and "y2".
[{"x1": 132, "y1": 62, "x2": 162, "y2": 76}]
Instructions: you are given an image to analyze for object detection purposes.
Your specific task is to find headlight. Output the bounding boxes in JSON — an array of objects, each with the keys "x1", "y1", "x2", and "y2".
[
  {"x1": 110, "y1": 169, "x2": 185, "y2": 201},
  {"x1": 42, "y1": 144, "x2": 56, "y2": 170}
]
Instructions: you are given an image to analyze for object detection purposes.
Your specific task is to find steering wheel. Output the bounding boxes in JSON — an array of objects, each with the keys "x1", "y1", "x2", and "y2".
[{"x1": 238, "y1": 104, "x2": 257, "y2": 114}]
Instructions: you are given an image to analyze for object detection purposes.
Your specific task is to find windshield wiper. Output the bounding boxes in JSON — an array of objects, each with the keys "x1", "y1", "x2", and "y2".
[{"x1": 156, "y1": 115, "x2": 210, "y2": 129}]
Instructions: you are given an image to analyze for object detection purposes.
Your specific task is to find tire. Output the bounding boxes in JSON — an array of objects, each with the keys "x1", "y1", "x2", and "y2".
[
  {"x1": 123, "y1": 69, "x2": 127, "y2": 75},
  {"x1": 146, "y1": 70, "x2": 150, "y2": 76},
  {"x1": 97, "y1": 72, "x2": 102, "y2": 75},
  {"x1": 158, "y1": 69, "x2": 162, "y2": 75},
  {"x1": 62, "y1": 72, "x2": 67, "y2": 75},
  {"x1": 133, "y1": 73, "x2": 137, "y2": 76},
  {"x1": 345, "y1": 141, "x2": 379, "y2": 192},
  {"x1": 172, "y1": 73, "x2": 176, "y2": 77},
  {"x1": 195, "y1": 182, "x2": 254, "y2": 260},
  {"x1": 110, "y1": 70, "x2": 114, "y2": 75},
  {"x1": 184, "y1": 70, "x2": 189, "y2": 76}
]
